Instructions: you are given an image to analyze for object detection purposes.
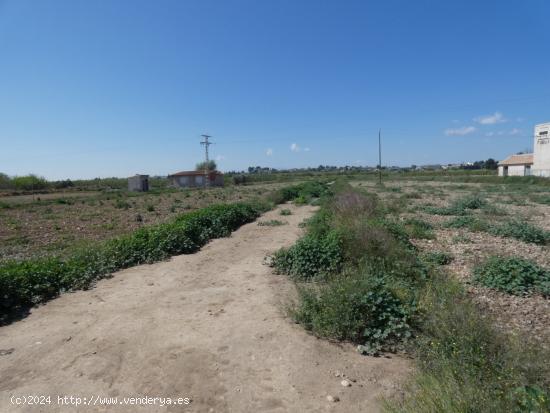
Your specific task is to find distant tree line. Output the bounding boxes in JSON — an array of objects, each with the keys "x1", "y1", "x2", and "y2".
[
  {"x1": 0, "y1": 173, "x2": 56, "y2": 191},
  {"x1": 461, "y1": 158, "x2": 498, "y2": 170}
]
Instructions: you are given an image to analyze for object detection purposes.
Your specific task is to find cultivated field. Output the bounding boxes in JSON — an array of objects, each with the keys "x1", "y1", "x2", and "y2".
[
  {"x1": 352, "y1": 179, "x2": 550, "y2": 342},
  {"x1": 0, "y1": 183, "x2": 290, "y2": 261},
  {"x1": 1, "y1": 174, "x2": 549, "y2": 412}
]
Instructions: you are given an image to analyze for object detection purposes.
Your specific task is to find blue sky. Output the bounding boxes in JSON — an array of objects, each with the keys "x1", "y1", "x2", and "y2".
[{"x1": 1, "y1": 0, "x2": 549, "y2": 179}]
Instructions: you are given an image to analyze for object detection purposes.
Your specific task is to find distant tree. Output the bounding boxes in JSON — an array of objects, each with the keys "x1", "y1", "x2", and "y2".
[
  {"x1": 485, "y1": 158, "x2": 498, "y2": 170},
  {"x1": 12, "y1": 174, "x2": 49, "y2": 191},
  {"x1": 195, "y1": 160, "x2": 217, "y2": 172},
  {"x1": 0, "y1": 173, "x2": 12, "y2": 190}
]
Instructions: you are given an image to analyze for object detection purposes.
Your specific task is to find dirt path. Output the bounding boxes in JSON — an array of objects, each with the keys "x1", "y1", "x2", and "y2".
[{"x1": 0, "y1": 204, "x2": 409, "y2": 413}]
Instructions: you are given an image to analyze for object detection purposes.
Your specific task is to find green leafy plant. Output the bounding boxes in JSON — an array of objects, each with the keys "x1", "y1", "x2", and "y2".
[
  {"x1": 292, "y1": 275, "x2": 411, "y2": 353},
  {"x1": 272, "y1": 231, "x2": 343, "y2": 280},
  {"x1": 422, "y1": 251, "x2": 453, "y2": 266},
  {"x1": 403, "y1": 218, "x2": 435, "y2": 239},
  {"x1": 444, "y1": 216, "x2": 489, "y2": 232},
  {"x1": 490, "y1": 220, "x2": 549, "y2": 245},
  {"x1": 279, "y1": 209, "x2": 292, "y2": 216},
  {"x1": 473, "y1": 256, "x2": 550, "y2": 296}
]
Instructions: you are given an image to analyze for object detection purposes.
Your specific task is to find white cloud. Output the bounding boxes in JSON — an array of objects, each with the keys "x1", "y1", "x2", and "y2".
[
  {"x1": 290, "y1": 143, "x2": 300, "y2": 152},
  {"x1": 474, "y1": 111, "x2": 507, "y2": 125},
  {"x1": 445, "y1": 126, "x2": 477, "y2": 136},
  {"x1": 215, "y1": 155, "x2": 225, "y2": 161},
  {"x1": 266, "y1": 148, "x2": 273, "y2": 156},
  {"x1": 304, "y1": 147, "x2": 310, "y2": 152},
  {"x1": 485, "y1": 128, "x2": 522, "y2": 137}
]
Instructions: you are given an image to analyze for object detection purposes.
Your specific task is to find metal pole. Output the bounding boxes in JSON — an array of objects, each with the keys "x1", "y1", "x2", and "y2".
[{"x1": 378, "y1": 128, "x2": 382, "y2": 185}]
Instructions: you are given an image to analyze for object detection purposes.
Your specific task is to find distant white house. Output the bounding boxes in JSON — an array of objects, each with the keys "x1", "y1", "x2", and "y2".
[
  {"x1": 498, "y1": 154, "x2": 533, "y2": 177},
  {"x1": 498, "y1": 122, "x2": 550, "y2": 177}
]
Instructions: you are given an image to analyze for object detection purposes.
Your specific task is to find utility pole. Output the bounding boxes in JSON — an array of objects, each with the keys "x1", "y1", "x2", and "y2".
[
  {"x1": 200, "y1": 134, "x2": 213, "y2": 187},
  {"x1": 200, "y1": 134, "x2": 212, "y2": 163},
  {"x1": 378, "y1": 128, "x2": 382, "y2": 185}
]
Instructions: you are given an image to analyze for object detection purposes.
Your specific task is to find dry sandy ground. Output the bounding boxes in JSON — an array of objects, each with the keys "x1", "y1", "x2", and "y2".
[{"x1": 0, "y1": 204, "x2": 409, "y2": 413}]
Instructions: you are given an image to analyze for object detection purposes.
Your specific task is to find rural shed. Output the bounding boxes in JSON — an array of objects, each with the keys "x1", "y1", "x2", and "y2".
[
  {"x1": 167, "y1": 170, "x2": 224, "y2": 188},
  {"x1": 128, "y1": 174, "x2": 149, "y2": 192},
  {"x1": 498, "y1": 154, "x2": 533, "y2": 177}
]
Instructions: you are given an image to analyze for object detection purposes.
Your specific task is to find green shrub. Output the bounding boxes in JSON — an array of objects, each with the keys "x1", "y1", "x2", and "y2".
[
  {"x1": 422, "y1": 251, "x2": 453, "y2": 266},
  {"x1": 272, "y1": 231, "x2": 343, "y2": 280},
  {"x1": 473, "y1": 256, "x2": 550, "y2": 296},
  {"x1": 444, "y1": 216, "x2": 489, "y2": 232},
  {"x1": 424, "y1": 194, "x2": 486, "y2": 216},
  {"x1": 404, "y1": 218, "x2": 435, "y2": 239},
  {"x1": 279, "y1": 209, "x2": 292, "y2": 216},
  {"x1": 490, "y1": 220, "x2": 549, "y2": 245},
  {"x1": 12, "y1": 174, "x2": 49, "y2": 191},
  {"x1": 114, "y1": 199, "x2": 131, "y2": 209},
  {"x1": 267, "y1": 181, "x2": 331, "y2": 205},
  {"x1": 0, "y1": 201, "x2": 270, "y2": 320},
  {"x1": 293, "y1": 274, "x2": 411, "y2": 354}
]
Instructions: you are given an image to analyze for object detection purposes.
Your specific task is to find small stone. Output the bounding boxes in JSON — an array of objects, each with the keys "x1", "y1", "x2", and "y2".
[
  {"x1": 0, "y1": 348, "x2": 14, "y2": 356},
  {"x1": 341, "y1": 379, "x2": 351, "y2": 387},
  {"x1": 326, "y1": 395, "x2": 340, "y2": 402}
]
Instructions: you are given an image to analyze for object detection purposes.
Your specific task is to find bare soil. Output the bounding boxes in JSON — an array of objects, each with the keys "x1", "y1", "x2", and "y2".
[
  {"x1": 0, "y1": 204, "x2": 409, "y2": 413},
  {"x1": 0, "y1": 183, "x2": 289, "y2": 261}
]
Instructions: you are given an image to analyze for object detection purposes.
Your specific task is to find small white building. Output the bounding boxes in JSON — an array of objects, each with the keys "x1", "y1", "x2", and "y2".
[
  {"x1": 533, "y1": 122, "x2": 550, "y2": 177},
  {"x1": 498, "y1": 122, "x2": 550, "y2": 178},
  {"x1": 498, "y1": 154, "x2": 533, "y2": 177}
]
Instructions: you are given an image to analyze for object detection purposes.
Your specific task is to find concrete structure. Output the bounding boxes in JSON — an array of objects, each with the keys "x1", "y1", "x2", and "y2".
[
  {"x1": 167, "y1": 170, "x2": 224, "y2": 188},
  {"x1": 532, "y1": 122, "x2": 550, "y2": 177},
  {"x1": 498, "y1": 154, "x2": 533, "y2": 177},
  {"x1": 128, "y1": 174, "x2": 149, "y2": 192}
]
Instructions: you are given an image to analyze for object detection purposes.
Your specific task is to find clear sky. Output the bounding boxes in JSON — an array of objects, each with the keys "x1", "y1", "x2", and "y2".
[{"x1": 1, "y1": 0, "x2": 549, "y2": 179}]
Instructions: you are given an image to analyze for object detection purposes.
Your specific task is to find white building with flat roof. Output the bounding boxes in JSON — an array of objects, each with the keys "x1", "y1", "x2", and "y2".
[
  {"x1": 532, "y1": 122, "x2": 550, "y2": 177},
  {"x1": 498, "y1": 122, "x2": 550, "y2": 177}
]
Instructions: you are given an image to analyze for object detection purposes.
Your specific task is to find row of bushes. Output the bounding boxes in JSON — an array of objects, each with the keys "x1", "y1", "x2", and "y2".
[
  {"x1": 271, "y1": 181, "x2": 550, "y2": 411},
  {"x1": 0, "y1": 180, "x2": 327, "y2": 321},
  {"x1": 0, "y1": 201, "x2": 270, "y2": 320}
]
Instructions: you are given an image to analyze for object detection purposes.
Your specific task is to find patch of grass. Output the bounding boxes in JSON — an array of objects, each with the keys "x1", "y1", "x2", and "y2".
[
  {"x1": 146, "y1": 204, "x2": 155, "y2": 212},
  {"x1": 424, "y1": 194, "x2": 486, "y2": 216},
  {"x1": 490, "y1": 220, "x2": 549, "y2": 245},
  {"x1": 385, "y1": 274, "x2": 550, "y2": 413},
  {"x1": 279, "y1": 208, "x2": 292, "y2": 216},
  {"x1": 422, "y1": 251, "x2": 453, "y2": 266},
  {"x1": 444, "y1": 216, "x2": 489, "y2": 232},
  {"x1": 473, "y1": 256, "x2": 550, "y2": 296},
  {"x1": 257, "y1": 219, "x2": 287, "y2": 226},
  {"x1": 452, "y1": 234, "x2": 473, "y2": 244},
  {"x1": 403, "y1": 218, "x2": 435, "y2": 239},
  {"x1": 114, "y1": 199, "x2": 131, "y2": 209}
]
